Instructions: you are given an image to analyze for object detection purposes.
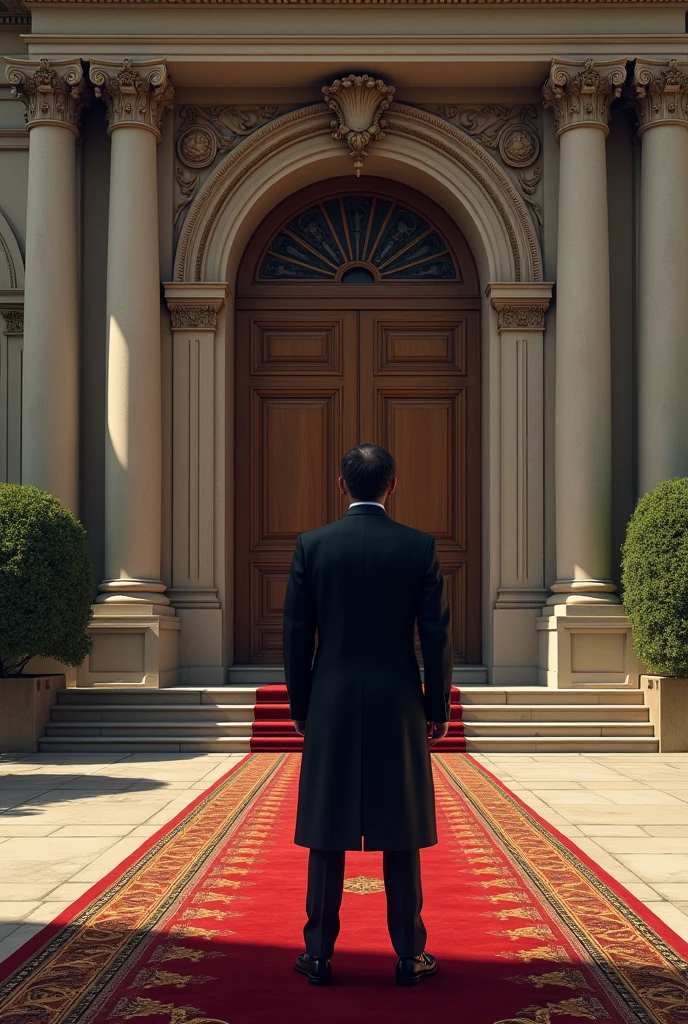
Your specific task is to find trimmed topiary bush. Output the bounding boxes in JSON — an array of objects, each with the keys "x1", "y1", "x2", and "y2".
[
  {"x1": 0, "y1": 484, "x2": 95, "y2": 677},
  {"x1": 621, "y1": 478, "x2": 688, "y2": 678}
]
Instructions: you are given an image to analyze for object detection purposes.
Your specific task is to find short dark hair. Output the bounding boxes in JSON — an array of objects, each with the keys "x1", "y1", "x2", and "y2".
[{"x1": 341, "y1": 444, "x2": 396, "y2": 502}]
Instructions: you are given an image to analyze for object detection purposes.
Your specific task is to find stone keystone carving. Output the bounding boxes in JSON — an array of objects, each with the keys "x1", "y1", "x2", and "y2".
[
  {"x1": 4, "y1": 57, "x2": 86, "y2": 133},
  {"x1": 323, "y1": 74, "x2": 395, "y2": 176},
  {"x1": 630, "y1": 59, "x2": 688, "y2": 133},
  {"x1": 89, "y1": 59, "x2": 173, "y2": 140},
  {"x1": 543, "y1": 58, "x2": 628, "y2": 138}
]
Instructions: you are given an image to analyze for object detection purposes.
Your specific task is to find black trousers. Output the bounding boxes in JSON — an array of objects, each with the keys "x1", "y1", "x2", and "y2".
[{"x1": 304, "y1": 848, "x2": 427, "y2": 959}]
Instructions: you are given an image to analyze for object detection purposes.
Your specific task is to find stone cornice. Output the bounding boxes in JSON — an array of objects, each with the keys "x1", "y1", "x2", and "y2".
[
  {"x1": 543, "y1": 58, "x2": 628, "y2": 138},
  {"x1": 630, "y1": 58, "x2": 688, "y2": 133},
  {"x1": 3, "y1": 58, "x2": 87, "y2": 135},
  {"x1": 89, "y1": 58, "x2": 173, "y2": 139}
]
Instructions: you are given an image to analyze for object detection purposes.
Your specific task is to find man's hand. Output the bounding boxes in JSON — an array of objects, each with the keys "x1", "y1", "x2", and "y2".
[
  {"x1": 293, "y1": 720, "x2": 306, "y2": 736},
  {"x1": 427, "y1": 721, "x2": 448, "y2": 746}
]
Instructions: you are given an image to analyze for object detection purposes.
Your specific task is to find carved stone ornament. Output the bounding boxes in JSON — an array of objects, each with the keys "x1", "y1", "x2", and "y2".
[
  {"x1": 89, "y1": 59, "x2": 173, "y2": 139},
  {"x1": 4, "y1": 58, "x2": 86, "y2": 133},
  {"x1": 323, "y1": 74, "x2": 395, "y2": 176},
  {"x1": 543, "y1": 59, "x2": 628, "y2": 139},
  {"x1": 493, "y1": 303, "x2": 547, "y2": 331},
  {"x1": 2, "y1": 308, "x2": 24, "y2": 334},
  {"x1": 168, "y1": 304, "x2": 222, "y2": 330},
  {"x1": 631, "y1": 59, "x2": 688, "y2": 133}
]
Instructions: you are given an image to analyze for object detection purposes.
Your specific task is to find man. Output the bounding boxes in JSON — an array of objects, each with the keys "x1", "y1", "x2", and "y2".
[{"x1": 283, "y1": 442, "x2": 452, "y2": 988}]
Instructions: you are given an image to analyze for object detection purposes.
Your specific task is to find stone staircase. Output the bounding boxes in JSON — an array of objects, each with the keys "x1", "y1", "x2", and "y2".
[{"x1": 38, "y1": 686, "x2": 659, "y2": 754}]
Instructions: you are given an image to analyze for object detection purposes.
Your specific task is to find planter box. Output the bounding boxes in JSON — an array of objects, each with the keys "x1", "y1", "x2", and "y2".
[
  {"x1": 0, "y1": 675, "x2": 64, "y2": 753},
  {"x1": 641, "y1": 675, "x2": 688, "y2": 752}
]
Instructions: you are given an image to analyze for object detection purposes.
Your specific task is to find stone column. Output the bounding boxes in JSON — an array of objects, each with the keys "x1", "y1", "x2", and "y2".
[
  {"x1": 540, "y1": 59, "x2": 641, "y2": 687},
  {"x1": 630, "y1": 59, "x2": 688, "y2": 494},
  {"x1": 78, "y1": 60, "x2": 180, "y2": 687},
  {"x1": 487, "y1": 284, "x2": 552, "y2": 684},
  {"x1": 543, "y1": 58, "x2": 627, "y2": 606},
  {"x1": 3, "y1": 58, "x2": 86, "y2": 511},
  {"x1": 164, "y1": 283, "x2": 228, "y2": 685}
]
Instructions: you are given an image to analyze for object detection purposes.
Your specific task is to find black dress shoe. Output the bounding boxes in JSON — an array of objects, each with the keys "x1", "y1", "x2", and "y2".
[
  {"x1": 294, "y1": 952, "x2": 332, "y2": 985},
  {"x1": 396, "y1": 952, "x2": 438, "y2": 986}
]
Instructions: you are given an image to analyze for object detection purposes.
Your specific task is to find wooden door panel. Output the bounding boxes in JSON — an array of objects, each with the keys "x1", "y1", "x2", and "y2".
[
  {"x1": 250, "y1": 318, "x2": 342, "y2": 375},
  {"x1": 376, "y1": 319, "x2": 467, "y2": 375},
  {"x1": 373, "y1": 389, "x2": 464, "y2": 543},
  {"x1": 253, "y1": 389, "x2": 341, "y2": 543},
  {"x1": 360, "y1": 310, "x2": 481, "y2": 664},
  {"x1": 235, "y1": 311, "x2": 357, "y2": 664}
]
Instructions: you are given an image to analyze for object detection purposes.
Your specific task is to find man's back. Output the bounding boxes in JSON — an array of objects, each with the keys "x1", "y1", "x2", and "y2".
[
  {"x1": 299, "y1": 506, "x2": 431, "y2": 676},
  {"x1": 284, "y1": 502, "x2": 452, "y2": 852}
]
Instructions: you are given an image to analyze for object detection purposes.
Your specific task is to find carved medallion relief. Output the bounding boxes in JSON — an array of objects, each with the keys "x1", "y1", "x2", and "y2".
[
  {"x1": 414, "y1": 103, "x2": 543, "y2": 239},
  {"x1": 174, "y1": 103, "x2": 298, "y2": 239}
]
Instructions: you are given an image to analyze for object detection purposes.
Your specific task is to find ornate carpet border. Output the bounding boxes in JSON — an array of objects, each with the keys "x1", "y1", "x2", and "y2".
[
  {"x1": 0, "y1": 752, "x2": 284, "y2": 1000},
  {"x1": 437, "y1": 753, "x2": 688, "y2": 1024}
]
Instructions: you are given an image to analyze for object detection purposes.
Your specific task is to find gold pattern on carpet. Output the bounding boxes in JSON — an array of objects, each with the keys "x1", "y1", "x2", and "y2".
[{"x1": 343, "y1": 875, "x2": 385, "y2": 894}]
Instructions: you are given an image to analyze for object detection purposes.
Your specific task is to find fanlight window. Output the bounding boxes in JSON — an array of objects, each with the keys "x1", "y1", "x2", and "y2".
[{"x1": 257, "y1": 195, "x2": 460, "y2": 282}]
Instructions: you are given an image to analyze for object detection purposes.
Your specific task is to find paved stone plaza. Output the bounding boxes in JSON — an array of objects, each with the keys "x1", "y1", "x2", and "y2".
[{"x1": 1, "y1": 752, "x2": 688, "y2": 965}]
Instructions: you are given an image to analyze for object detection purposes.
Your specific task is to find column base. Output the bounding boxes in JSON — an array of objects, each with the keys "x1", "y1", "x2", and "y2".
[
  {"x1": 547, "y1": 579, "x2": 621, "y2": 605},
  {"x1": 77, "y1": 602, "x2": 181, "y2": 688},
  {"x1": 492, "y1": 603, "x2": 545, "y2": 685},
  {"x1": 537, "y1": 603, "x2": 643, "y2": 688},
  {"x1": 96, "y1": 578, "x2": 171, "y2": 606},
  {"x1": 168, "y1": 589, "x2": 224, "y2": 686}
]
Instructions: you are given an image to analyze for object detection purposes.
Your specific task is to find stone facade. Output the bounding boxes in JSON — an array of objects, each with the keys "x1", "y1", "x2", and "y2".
[{"x1": 1, "y1": 4, "x2": 685, "y2": 688}]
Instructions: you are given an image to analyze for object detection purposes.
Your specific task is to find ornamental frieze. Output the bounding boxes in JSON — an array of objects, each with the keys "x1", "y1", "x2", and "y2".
[
  {"x1": 418, "y1": 103, "x2": 543, "y2": 239},
  {"x1": 167, "y1": 304, "x2": 222, "y2": 329},
  {"x1": 174, "y1": 104, "x2": 297, "y2": 240}
]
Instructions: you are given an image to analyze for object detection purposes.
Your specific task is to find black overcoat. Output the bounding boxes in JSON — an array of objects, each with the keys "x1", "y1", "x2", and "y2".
[{"x1": 283, "y1": 504, "x2": 452, "y2": 852}]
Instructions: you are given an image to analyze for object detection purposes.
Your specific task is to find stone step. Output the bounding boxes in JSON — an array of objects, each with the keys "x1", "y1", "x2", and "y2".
[
  {"x1": 460, "y1": 705, "x2": 650, "y2": 722},
  {"x1": 51, "y1": 704, "x2": 257, "y2": 723},
  {"x1": 465, "y1": 736, "x2": 659, "y2": 753},
  {"x1": 49, "y1": 702, "x2": 649, "y2": 725},
  {"x1": 44, "y1": 718, "x2": 652, "y2": 740},
  {"x1": 37, "y1": 734, "x2": 659, "y2": 755},
  {"x1": 45, "y1": 721, "x2": 255, "y2": 738},
  {"x1": 463, "y1": 721, "x2": 655, "y2": 737},
  {"x1": 38, "y1": 736, "x2": 252, "y2": 754},
  {"x1": 227, "y1": 665, "x2": 490, "y2": 685},
  {"x1": 458, "y1": 688, "x2": 646, "y2": 705},
  {"x1": 56, "y1": 687, "x2": 259, "y2": 706}
]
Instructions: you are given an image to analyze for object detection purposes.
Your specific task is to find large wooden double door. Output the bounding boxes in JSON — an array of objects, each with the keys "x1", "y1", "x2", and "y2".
[{"x1": 234, "y1": 303, "x2": 481, "y2": 665}]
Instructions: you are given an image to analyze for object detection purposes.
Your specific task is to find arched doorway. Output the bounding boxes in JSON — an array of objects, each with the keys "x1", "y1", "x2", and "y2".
[{"x1": 234, "y1": 177, "x2": 482, "y2": 667}]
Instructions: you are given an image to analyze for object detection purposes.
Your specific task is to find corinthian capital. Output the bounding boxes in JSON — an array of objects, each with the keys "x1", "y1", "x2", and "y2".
[
  {"x1": 543, "y1": 58, "x2": 628, "y2": 139},
  {"x1": 630, "y1": 59, "x2": 688, "y2": 133},
  {"x1": 3, "y1": 57, "x2": 86, "y2": 134},
  {"x1": 89, "y1": 59, "x2": 173, "y2": 140}
]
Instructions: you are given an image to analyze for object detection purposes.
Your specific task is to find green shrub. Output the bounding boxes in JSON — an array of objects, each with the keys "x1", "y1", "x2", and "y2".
[
  {"x1": 622, "y1": 478, "x2": 688, "y2": 677},
  {"x1": 0, "y1": 484, "x2": 94, "y2": 677}
]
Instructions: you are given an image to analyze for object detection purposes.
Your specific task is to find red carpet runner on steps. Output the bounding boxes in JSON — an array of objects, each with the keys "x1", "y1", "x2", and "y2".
[
  {"x1": 2, "y1": 753, "x2": 688, "y2": 1024},
  {"x1": 250, "y1": 684, "x2": 466, "y2": 751}
]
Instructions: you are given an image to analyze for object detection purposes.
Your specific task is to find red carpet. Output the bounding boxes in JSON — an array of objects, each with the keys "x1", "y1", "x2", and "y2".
[
  {"x1": 2, "y1": 753, "x2": 688, "y2": 1024},
  {"x1": 250, "y1": 684, "x2": 466, "y2": 751}
]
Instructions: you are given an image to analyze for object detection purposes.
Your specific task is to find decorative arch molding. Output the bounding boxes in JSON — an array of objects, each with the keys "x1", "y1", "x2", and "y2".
[
  {"x1": 174, "y1": 102, "x2": 543, "y2": 285},
  {"x1": 0, "y1": 208, "x2": 24, "y2": 291}
]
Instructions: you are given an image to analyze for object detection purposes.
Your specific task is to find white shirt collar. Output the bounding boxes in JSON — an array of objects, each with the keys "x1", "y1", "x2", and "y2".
[{"x1": 348, "y1": 502, "x2": 386, "y2": 510}]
